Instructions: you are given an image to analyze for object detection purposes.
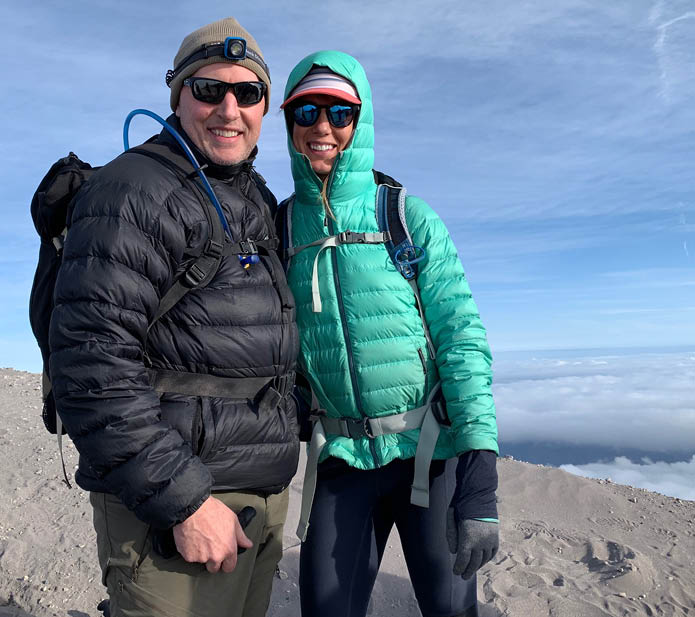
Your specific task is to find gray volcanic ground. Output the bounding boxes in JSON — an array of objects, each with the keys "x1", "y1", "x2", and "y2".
[{"x1": 1, "y1": 369, "x2": 693, "y2": 617}]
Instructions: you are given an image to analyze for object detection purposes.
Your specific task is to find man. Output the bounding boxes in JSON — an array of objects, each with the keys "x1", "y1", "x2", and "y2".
[{"x1": 48, "y1": 17, "x2": 299, "y2": 617}]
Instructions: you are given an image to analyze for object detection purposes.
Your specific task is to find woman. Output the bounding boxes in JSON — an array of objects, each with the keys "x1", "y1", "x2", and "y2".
[{"x1": 279, "y1": 51, "x2": 499, "y2": 617}]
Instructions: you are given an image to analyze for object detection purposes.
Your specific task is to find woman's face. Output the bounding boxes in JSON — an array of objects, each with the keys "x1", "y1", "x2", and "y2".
[{"x1": 291, "y1": 94, "x2": 356, "y2": 179}]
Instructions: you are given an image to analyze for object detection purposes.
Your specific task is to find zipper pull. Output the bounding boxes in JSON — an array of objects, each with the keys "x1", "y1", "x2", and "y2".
[{"x1": 417, "y1": 348, "x2": 428, "y2": 375}]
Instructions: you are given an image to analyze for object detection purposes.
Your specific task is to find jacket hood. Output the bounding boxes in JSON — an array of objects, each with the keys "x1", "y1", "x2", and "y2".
[{"x1": 283, "y1": 51, "x2": 374, "y2": 202}]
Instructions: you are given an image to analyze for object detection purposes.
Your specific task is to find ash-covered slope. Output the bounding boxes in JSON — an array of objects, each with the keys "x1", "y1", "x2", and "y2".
[{"x1": 1, "y1": 369, "x2": 693, "y2": 617}]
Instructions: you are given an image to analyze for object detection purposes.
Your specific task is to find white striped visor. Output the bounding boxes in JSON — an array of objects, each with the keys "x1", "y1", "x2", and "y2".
[{"x1": 281, "y1": 67, "x2": 361, "y2": 108}]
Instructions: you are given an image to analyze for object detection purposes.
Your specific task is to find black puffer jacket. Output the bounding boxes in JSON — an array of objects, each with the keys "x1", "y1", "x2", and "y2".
[{"x1": 49, "y1": 118, "x2": 299, "y2": 528}]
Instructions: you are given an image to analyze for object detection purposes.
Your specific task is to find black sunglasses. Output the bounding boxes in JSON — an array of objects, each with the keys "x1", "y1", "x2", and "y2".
[
  {"x1": 183, "y1": 77, "x2": 266, "y2": 106},
  {"x1": 291, "y1": 103, "x2": 358, "y2": 128}
]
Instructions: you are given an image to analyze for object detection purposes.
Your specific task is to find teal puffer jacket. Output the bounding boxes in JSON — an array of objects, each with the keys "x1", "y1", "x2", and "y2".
[{"x1": 284, "y1": 50, "x2": 498, "y2": 469}]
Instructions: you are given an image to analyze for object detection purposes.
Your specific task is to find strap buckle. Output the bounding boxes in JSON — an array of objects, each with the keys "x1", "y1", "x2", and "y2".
[
  {"x1": 338, "y1": 230, "x2": 369, "y2": 244},
  {"x1": 431, "y1": 399, "x2": 450, "y2": 426},
  {"x1": 273, "y1": 371, "x2": 295, "y2": 398},
  {"x1": 52, "y1": 235, "x2": 65, "y2": 255},
  {"x1": 344, "y1": 417, "x2": 375, "y2": 439},
  {"x1": 207, "y1": 239, "x2": 224, "y2": 259},
  {"x1": 239, "y1": 239, "x2": 258, "y2": 255},
  {"x1": 258, "y1": 372, "x2": 295, "y2": 414},
  {"x1": 362, "y1": 418, "x2": 375, "y2": 439},
  {"x1": 183, "y1": 263, "x2": 207, "y2": 287},
  {"x1": 338, "y1": 230, "x2": 389, "y2": 245}
]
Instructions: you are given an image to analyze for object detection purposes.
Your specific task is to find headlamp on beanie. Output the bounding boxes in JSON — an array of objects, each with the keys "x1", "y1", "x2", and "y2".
[
  {"x1": 166, "y1": 38, "x2": 270, "y2": 87},
  {"x1": 224, "y1": 37, "x2": 246, "y2": 59},
  {"x1": 168, "y1": 17, "x2": 272, "y2": 113}
]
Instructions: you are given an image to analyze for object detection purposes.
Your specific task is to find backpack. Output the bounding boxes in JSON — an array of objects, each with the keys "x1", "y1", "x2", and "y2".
[
  {"x1": 276, "y1": 170, "x2": 435, "y2": 359},
  {"x1": 29, "y1": 143, "x2": 275, "y2": 485},
  {"x1": 29, "y1": 153, "x2": 96, "y2": 438}
]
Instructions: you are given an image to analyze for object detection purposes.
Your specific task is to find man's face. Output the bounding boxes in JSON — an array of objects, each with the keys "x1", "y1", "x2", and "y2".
[{"x1": 176, "y1": 63, "x2": 264, "y2": 166}]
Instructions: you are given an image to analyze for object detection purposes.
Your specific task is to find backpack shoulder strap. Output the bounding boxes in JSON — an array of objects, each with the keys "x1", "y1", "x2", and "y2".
[
  {"x1": 276, "y1": 194, "x2": 296, "y2": 272},
  {"x1": 250, "y1": 168, "x2": 278, "y2": 214},
  {"x1": 373, "y1": 169, "x2": 402, "y2": 188},
  {"x1": 374, "y1": 170, "x2": 417, "y2": 278},
  {"x1": 374, "y1": 171, "x2": 436, "y2": 360},
  {"x1": 128, "y1": 144, "x2": 225, "y2": 331}
]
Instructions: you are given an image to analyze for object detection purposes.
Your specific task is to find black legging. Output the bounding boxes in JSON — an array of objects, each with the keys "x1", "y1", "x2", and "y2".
[{"x1": 299, "y1": 457, "x2": 478, "y2": 617}]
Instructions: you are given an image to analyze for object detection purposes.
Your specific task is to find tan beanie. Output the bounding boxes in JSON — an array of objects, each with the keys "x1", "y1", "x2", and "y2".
[{"x1": 167, "y1": 17, "x2": 270, "y2": 114}]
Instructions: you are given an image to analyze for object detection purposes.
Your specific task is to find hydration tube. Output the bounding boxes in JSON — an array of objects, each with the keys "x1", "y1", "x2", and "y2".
[
  {"x1": 123, "y1": 109, "x2": 233, "y2": 240},
  {"x1": 394, "y1": 245, "x2": 426, "y2": 279},
  {"x1": 123, "y1": 110, "x2": 261, "y2": 267}
]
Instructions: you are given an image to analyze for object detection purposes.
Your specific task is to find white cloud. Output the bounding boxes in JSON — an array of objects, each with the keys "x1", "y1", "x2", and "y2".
[
  {"x1": 269, "y1": 0, "x2": 595, "y2": 66},
  {"x1": 561, "y1": 455, "x2": 695, "y2": 501},
  {"x1": 494, "y1": 350, "x2": 695, "y2": 452},
  {"x1": 650, "y1": 0, "x2": 695, "y2": 104},
  {"x1": 600, "y1": 267, "x2": 695, "y2": 282},
  {"x1": 596, "y1": 306, "x2": 695, "y2": 316}
]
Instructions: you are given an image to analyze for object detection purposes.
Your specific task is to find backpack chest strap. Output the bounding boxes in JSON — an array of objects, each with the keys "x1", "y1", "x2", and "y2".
[
  {"x1": 224, "y1": 237, "x2": 279, "y2": 257},
  {"x1": 287, "y1": 230, "x2": 389, "y2": 313},
  {"x1": 148, "y1": 368, "x2": 294, "y2": 395},
  {"x1": 148, "y1": 369, "x2": 296, "y2": 414}
]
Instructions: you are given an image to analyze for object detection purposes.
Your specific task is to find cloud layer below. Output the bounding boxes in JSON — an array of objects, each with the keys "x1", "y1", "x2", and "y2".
[
  {"x1": 495, "y1": 348, "x2": 695, "y2": 500},
  {"x1": 494, "y1": 349, "x2": 695, "y2": 452},
  {"x1": 561, "y1": 456, "x2": 695, "y2": 501}
]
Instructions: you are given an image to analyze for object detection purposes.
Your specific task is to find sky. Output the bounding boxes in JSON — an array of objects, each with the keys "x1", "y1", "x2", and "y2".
[{"x1": 1, "y1": 3, "x2": 693, "y2": 495}]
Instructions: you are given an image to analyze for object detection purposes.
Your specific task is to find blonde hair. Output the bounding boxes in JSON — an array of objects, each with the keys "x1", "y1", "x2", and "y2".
[{"x1": 320, "y1": 178, "x2": 336, "y2": 221}]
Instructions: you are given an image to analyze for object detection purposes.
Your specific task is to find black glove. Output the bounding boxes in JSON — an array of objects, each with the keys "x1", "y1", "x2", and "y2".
[
  {"x1": 446, "y1": 450, "x2": 499, "y2": 579},
  {"x1": 446, "y1": 517, "x2": 499, "y2": 579}
]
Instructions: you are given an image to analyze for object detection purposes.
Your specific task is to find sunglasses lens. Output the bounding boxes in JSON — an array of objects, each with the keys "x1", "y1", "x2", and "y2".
[
  {"x1": 191, "y1": 79, "x2": 227, "y2": 104},
  {"x1": 293, "y1": 104, "x2": 320, "y2": 127},
  {"x1": 233, "y1": 82, "x2": 265, "y2": 106},
  {"x1": 189, "y1": 79, "x2": 264, "y2": 106},
  {"x1": 327, "y1": 105, "x2": 355, "y2": 128},
  {"x1": 291, "y1": 104, "x2": 356, "y2": 128}
]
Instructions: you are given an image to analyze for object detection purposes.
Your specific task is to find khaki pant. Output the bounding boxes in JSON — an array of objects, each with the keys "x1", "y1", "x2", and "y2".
[{"x1": 90, "y1": 489, "x2": 289, "y2": 617}]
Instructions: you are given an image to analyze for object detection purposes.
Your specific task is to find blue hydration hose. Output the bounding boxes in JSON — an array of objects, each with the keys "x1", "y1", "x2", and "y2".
[
  {"x1": 123, "y1": 109, "x2": 232, "y2": 239},
  {"x1": 123, "y1": 110, "x2": 261, "y2": 268}
]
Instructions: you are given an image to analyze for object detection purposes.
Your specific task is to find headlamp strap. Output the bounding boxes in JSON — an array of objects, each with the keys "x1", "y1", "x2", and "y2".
[{"x1": 166, "y1": 42, "x2": 270, "y2": 86}]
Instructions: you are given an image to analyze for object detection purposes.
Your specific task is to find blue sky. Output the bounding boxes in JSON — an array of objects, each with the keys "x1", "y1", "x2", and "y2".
[
  {"x1": 3, "y1": 1, "x2": 694, "y2": 370},
  {"x1": 1, "y1": 2, "x2": 693, "y2": 494}
]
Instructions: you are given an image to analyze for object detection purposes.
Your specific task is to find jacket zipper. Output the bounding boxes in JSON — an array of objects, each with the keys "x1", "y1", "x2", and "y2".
[
  {"x1": 324, "y1": 164, "x2": 380, "y2": 467},
  {"x1": 417, "y1": 347, "x2": 428, "y2": 375}
]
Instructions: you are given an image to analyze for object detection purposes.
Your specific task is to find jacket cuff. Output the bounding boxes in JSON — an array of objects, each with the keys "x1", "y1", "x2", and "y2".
[
  {"x1": 472, "y1": 517, "x2": 499, "y2": 523},
  {"x1": 451, "y1": 449, "x2": 498, "y2": 520},
  {"x1": 170, "y1": 490, "x2": 211, "y2": 528}
]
